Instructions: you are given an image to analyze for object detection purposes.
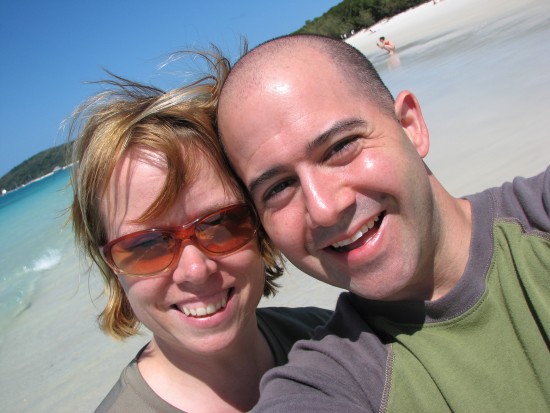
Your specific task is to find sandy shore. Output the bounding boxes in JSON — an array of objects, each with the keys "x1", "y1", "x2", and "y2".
[
  {"x1": 346, "y1": 0, "x2": 537, "y2": 57},
  {"x1": 1, "y1": 0, "x2": 548, "y2": 411}
]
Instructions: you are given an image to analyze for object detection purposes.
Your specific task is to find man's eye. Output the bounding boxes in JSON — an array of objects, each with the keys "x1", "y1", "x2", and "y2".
[
  {"x1": 264, "y1": 179, "x2": 293, "y2": 201},
  {"x1": 325, "y1": 136, "x2": 360, "y2": 162}
]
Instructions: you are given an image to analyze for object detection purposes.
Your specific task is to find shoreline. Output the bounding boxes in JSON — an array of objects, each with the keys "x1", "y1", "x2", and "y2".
[
  {"x1": 346, "y1": 0, "x2": 542, "y2": 59},
  {"x1": 0, "y1": 164, "x2": 73, "y2": 196}
]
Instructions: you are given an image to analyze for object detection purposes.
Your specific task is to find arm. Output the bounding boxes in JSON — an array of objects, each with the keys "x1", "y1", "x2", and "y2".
[
  {"x1": 253, "y1": 347, "x2": 373, "y2": 413},
  {"x1": 254, "y1": 294, "x2": 389, "y2": 412},
  {"x1": 498, "y1": 166, "x2": 550, "y2": 232}
]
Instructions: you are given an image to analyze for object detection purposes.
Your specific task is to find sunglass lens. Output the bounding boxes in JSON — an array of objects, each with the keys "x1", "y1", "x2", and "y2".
[
  {"x1": 196, "y1": 207, "x2": 256, "y2": 254},
  {"x1": 111, "y1": 232, "x2": 177, "y2": 275}
]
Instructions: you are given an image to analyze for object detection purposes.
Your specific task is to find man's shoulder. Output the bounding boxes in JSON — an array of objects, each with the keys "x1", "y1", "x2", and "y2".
[{"x1": 473, "y1": 166, "x2": 550, "y2": 233}]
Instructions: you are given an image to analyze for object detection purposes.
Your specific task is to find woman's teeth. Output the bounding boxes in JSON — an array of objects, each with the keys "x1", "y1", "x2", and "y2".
[
  {"x1": 180, "y1": 296, "x2": 227, "y2": 318},
  {"x1": 332, "y1": 215, "x2": 380, "y2": 249}
]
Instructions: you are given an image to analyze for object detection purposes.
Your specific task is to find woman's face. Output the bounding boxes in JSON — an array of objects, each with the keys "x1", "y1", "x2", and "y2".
[{"x1": 100, "y1": 146, "x2": 265, "y2": 357}]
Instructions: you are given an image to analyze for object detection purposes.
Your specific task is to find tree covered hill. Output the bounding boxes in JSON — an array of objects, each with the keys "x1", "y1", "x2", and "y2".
[
  {"x1": 1, "y1": 0, "x2": 428, "y2": 192},
  {"x1": 0, "y1": 142, "x2": 73, "y2": 192},
  {"x1": 296, "y1": 0, "x2": 425, "y2": 38}
]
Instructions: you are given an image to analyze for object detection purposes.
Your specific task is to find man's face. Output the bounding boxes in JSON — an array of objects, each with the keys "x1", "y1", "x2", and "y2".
[{"x1": 218, "y1": 51, "x2": 437, "y2": 301}]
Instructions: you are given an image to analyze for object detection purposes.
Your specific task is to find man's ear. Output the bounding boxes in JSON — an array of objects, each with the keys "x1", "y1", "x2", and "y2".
[{"x1": 394, "y1": 91, "x2": 430, "y2": 158}]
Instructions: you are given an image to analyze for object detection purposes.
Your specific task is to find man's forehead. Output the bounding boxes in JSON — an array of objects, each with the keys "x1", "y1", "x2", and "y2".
[
  {"x1": 220, "y1": 56, "x2": 344, "y2": 130},
  {"x1": 221, "y1": 43, "x2": 330, "y2": 100},
  {"x1": 224, "y1": 128, "x2": 294, "y2": 184},
  {"x1": 218, "y1": 42, "x2": 372, "y2": 182}
]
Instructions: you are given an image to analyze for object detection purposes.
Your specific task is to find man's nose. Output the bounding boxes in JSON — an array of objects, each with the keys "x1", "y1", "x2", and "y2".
[{"x1": 302, "y1": 169, "x2": 354, "y2": 228}]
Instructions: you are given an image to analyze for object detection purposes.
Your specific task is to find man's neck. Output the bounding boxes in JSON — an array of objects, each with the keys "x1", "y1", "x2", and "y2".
[{"x1": 430, "y1": 180, "x2": 473, "y2": 301}]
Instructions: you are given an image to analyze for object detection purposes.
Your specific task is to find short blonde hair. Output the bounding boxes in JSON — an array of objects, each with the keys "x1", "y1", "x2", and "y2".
[{"x1": 68, "y1": 57, "x2": 283, "y2": 340}]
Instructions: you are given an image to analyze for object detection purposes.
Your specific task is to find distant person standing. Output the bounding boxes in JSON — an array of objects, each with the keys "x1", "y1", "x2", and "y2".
[{"x1": 377, "y1": 36, "x2": 396, "y2": 53}]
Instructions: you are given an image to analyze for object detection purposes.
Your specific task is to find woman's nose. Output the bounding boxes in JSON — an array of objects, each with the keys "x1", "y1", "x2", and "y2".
[{"x1": 171, "y1": 244, "x2": 218, "y2": 285}]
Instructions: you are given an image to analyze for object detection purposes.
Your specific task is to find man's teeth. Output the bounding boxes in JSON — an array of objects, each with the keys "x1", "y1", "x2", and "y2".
[
  {"x1": 180, "y1": 297, "x2": 227, "y2": 317},
  {"x1": 332, "y1": 215, "x2": 380, "y2": 248}
]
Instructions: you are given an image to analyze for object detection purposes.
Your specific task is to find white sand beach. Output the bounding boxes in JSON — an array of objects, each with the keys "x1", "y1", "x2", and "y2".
[
  {"x1": 1, "y1": 0, "x2": 548, "y2": 411},
  {"x1": 347, "y1": 0, "x2": 536, "y2": 57}
]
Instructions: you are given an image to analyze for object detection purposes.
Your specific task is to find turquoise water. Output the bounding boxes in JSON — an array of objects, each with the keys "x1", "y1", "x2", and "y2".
[{"x1": 0, "y1": 168, "x2": 74, "y2": 332}]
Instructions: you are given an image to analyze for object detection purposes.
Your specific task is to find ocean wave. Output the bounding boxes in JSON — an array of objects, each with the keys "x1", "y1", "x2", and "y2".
[
  {"x1": 0, "y1": 274, "x2": 36, "y2": 332},
  {"x1": 0, "y1": 250, "x2": 60, "y2": 331},
  {"x1": 23, "y1": 249, "x2": 62, "y2": 273}
]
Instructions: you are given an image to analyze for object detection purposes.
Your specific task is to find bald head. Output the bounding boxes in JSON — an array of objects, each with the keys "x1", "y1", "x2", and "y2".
[
  {"x1": 217, "y1": 34, "x2": 400, "y2": 198},
  {"x1": 218, "y1": 34, "x2": 395, "y2": 122}
]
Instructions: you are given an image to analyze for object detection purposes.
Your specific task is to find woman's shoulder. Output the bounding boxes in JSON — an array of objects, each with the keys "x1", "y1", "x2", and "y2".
[
  {"x1": 95, "y1": 344, "x2": 182, "y2": 413},
  {"x1": 258, "y1": 306, "x2": 332, "y2": 325},
  {"x1": 256, "y1": 306, "x2": 333, "y2": 365}
]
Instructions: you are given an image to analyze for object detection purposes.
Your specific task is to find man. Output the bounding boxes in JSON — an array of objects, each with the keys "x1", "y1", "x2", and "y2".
[{"x1": 217, "y1": 34, "x2": 550, "y2": 412}]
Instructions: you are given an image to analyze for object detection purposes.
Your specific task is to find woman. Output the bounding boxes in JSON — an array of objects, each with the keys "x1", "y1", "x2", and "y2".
[{"x1": 68, "y1": 65, "x2": 331, "y2": 412}]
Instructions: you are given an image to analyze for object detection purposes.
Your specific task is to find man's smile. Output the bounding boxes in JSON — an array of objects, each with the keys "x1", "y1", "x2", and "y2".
[{"x1": 330, "y1": 212, "x2": 385, "y2": 251}]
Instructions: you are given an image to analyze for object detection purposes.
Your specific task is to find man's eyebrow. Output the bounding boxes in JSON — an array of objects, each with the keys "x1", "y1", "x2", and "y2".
[
  {"x1": 248, "y1": 119, "x2": 367, "y2": 198},
  {"x1": 307, "y1": 118, "x2": 367, "y2": 155},
  {"x1": 248, "y1": 165, "x2": 287, "y2": 199}
]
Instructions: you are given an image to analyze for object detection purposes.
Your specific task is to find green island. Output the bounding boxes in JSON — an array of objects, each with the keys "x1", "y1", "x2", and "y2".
[
  {"x1": 1, "y1": 142, "x2": 74, "y2": 193},
  {"x1": 0, "y1": 0, "x2": 425, "y2": 193},
  {"x1": 296, "y1": 0, "x2": 424, "y2": 38}
]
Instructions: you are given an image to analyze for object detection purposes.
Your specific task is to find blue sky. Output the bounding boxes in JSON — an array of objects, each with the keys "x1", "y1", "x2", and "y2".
[{"x1": 0, "y1": 0, "x2": 340, "y2": 178}]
